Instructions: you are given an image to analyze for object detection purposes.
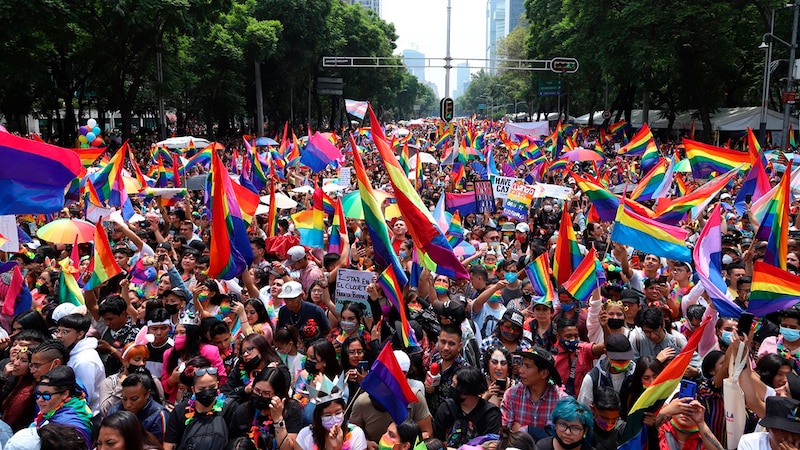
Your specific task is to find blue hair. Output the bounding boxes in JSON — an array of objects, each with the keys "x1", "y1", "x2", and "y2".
[{"x1": 551, "y1": 397, "x2": 594, "y2": 430}]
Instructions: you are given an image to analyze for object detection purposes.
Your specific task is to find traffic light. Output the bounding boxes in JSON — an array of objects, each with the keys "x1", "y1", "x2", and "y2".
[
  {"x1": 440, "y1": 97, "x2": 454, "y2": 122},
  {"x1": 550, "y1": 58, "x2": 579, "y2": 73}
]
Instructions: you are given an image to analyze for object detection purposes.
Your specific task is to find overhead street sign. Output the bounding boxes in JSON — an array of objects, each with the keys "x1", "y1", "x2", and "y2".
[{"x1": 550, "y1": 57, "x2": 579, "y2": 73}]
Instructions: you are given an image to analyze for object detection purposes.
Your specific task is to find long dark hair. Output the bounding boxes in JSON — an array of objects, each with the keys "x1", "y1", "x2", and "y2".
[
  {"x1": 627, "y1": 356, "x2": 663, "y2": 410},
  {"x1": 308, "y1": 339, "x2": 341, "y2": 379},
  {"x1": 166, "y1": 324, "x2": 203, "y2": 374},
  {"x1": 245, "y1": 299, "x2": 271, "y2": 328},
  {"x1": 340, "y1": 335, "x2": 370, "y2": 371},
  {"x1": 240, "y1": 333, "x2": 282, "y2": 367},
  {"x1": 100, "y1": 410, "x2": 162, "y2": 450},
  {"x1": 241, "y1": 367, "x2": 294, "y2": 420},
  {"x1": 12, "y1": 310, "x2": 50, "y2": 336},
  {"x1": 312, "y1": 398, "x2": 347, "y2": 450}
]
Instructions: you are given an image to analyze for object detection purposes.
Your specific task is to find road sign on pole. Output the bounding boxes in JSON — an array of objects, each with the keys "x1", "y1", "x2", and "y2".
[
  {"x1": 550, "y1": 58, "x2": 579, "y2": 73},
  {"x1": 538, "y1": 80, "x2": 562, "y2": 97}
]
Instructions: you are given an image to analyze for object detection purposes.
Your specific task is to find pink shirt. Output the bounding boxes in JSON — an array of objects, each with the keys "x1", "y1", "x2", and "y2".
[{"x1": 161, "y1": 343, "x2": 227, "y2": 404}]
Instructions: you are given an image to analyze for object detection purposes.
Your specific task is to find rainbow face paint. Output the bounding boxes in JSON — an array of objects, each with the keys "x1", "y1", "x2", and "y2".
[{"x1": 609, "y1": 360, "x2": 631, "y2": 372}]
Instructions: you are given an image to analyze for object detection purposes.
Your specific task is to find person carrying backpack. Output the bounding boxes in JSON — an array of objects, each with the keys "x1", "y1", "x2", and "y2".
[{"x1": 164, "y1": 356, "x2": 236, "y2": 450}]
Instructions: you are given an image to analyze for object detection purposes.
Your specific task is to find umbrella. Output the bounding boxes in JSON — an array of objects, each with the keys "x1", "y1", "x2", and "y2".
[
  {"x1": 260, "y1": 192, "x2": 298, "y2": 209},
  {"x1": 255, "y1": 204, "x2": 270, "y2": 216},
  {"x1": 409, "y1": 152, "x2": 438, "y2": 165},
  {"x1": 255, "y1": 137, "x2": 279, "y2": 147},
  {"x1": 563, "y1": 149, "x2": 604, "y2": 162},
  {"x1": 452, "y1": 241, "x2": 477, "y2": 258},
  {"x1": 674, "y1": 158, "x2": 692, "y2": 173},
  {"x1": 341, "y1": 190, "x2": 394, "y2": 219},
  {"x1": 37, "y1": 218, "x2": 97, "y2": 244},
  {"x1": 322, "y1": 183, "x2": 347, "y2": 193},
  {"x1": 291, "y1": 186, "x2": 314, "y2": 194}
]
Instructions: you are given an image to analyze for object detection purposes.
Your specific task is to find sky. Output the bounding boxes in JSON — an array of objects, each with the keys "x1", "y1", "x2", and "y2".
[{"x1": 381, "y1": 0, "x2": 487, "y2": 99}]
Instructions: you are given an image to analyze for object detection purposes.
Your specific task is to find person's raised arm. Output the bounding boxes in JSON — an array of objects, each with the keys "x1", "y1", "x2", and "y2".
[
  {"x1": 84, "y1": 286, "x2": 100, "y2": 321},
  {"x1": 611, "y1": 243, "x2": 633, "y2": 278},
  {"x1": 117, "y1": 221, "x2": 144, "y2": 253},
  {"x1": 473, "y1": 280, "x2": 509, "y2": 314}
]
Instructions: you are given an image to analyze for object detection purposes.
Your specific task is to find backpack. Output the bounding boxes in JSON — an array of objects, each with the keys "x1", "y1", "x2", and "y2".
[
  {"x1": 178, "y1": 410, "x2": 229, "y2": 450},
  {"x1": 444, "y1": 399, "x2": 494, "y2": 448}
]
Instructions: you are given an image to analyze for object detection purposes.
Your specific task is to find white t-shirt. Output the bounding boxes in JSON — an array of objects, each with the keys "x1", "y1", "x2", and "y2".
[
  {"x1": 472, "y1": 303, "x2": 505, "y2": 338},
  {"x1": 295, "y1": 424, "x2": 367, "y2": 450},
  {"x1": 737, "y1": 431, "x2": 770, "y2": 450}
]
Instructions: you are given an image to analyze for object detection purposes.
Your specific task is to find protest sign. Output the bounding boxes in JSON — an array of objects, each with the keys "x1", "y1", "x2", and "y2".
[
  {"x1": 502, "y1": 181, "x2": 537, "y2": 221},
  {"x1": 474, "y1": 180, "x2": 495, "y2": 213},
  {"x1": 338, "y1": 167, "x2": 351, "y2": 187},
  {"x1": 0, "y1": 216, "x2": 19, "y2": 252},
  {"x1": 532, "y1": 183, "x2": 573, "y2": 200},
  {"x1": 491, "y1": 175, "x2": 520, "y2": 201},
  {"x1": 335, "y1": 268, "x2": 374, "y2": 318}
]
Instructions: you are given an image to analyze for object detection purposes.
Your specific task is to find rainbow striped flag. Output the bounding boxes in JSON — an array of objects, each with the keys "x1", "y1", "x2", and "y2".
[
  {"x1": 524, "y1": 253, "x2": 556, "y2": 302},
  {"x1": 748, "y1": 261, "x2": 800, "y2": 316},
  {"x1": 674, "y1": 173, "x2": 691, "y2": 196},
  {"x1": 450, "y1": 162, "x2": 465, "y2": 188},
  {"x1": 608, "y1": 120, "x2": 628, "y2": 135},
  {"x1": 58, "y1": 257, "x2": 84, "y2": 306},
  {"x1": 612, "y1": 199, "x2": 692, "y2": 262},
  {"x1": 562, "y1": 248, "x2": 602, "y2": 302},
  {"x1": 653, "y1": 166, "x2": 739, "y2": 225},
  {"x1": 553, "y1": 207, "x2": 582, "y2": 285},
  {"x1": 84, "y1": 220, "x2": 123, "y2": 290},
  {"x1": 762, "y1": 169, "x2": 791, "y2": 269},
  {"x1": 693, "y1": 203, "x2": 744, "y2": 318},
  {"x1": 290, "y1": 188, "x2": 325, "y2": 248},
  {"x1": 70, "y1": 147, "x2": 107, "y2": 168},
  {"x1": 327, "y1": 196, "x2": 347, "y2": 255},
  {"x1": 791, "y1": 124, "x2": 797, "y2": 149},
  {"x1": 207, "y1": 147, "x2": 254, "y2": 280},
  {"x1": 619, "y1": 317, "x2": 711, "y2": 450},
  {"x1": 734, "y1": 149, "x2": 771, "y2": 215},
  {"x1": 446, "y1": 211, "x2": 464, "y2": 247},
  {"x1": 683, "y1": 138, "x2": 753, "y2": 178},
  {"x1": 640, "y1": 137, "x2": 660, "y2": 174},
  {"x1": 180, "y1": 144, "x2": 215, "y2": 175},
  {"x1": 377, "y1": 264, "x2": 416, "y2": 348},
  {"x1": 266, "y1": 180, "x2": 278, "y2": 238},
  {"x1": 618, "y1": 123, "x2": 655, "y2": 157},
  {"x1": 434, "y1": 130, "x2": 451, "y2": 150},
  {"x1": 350, "y1": 134, "x2": 405, "y2": 275},
  {"x1": 368, "y1": 107, "x2": 469, "y2": 280},
  {"x1": 630, "y1": 158, "x2": 668, "y2": 202}
]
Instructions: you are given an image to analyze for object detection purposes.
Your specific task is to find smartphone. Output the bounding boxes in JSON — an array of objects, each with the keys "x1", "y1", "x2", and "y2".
[
  {"x1": 496, "y1": 378, "x2": 507, "y2": 390},
  {"x1": 512, "y1": 355, "x2": 522, "y2": 366},
  {"x1": 658, "y1": 275, "x2": 669, "y2": 284},
  {"x1": 738, "y1": 312, "x2": 754, "y2": 336},
  {"x1": 745, "y1": 194, "x2": 752, "y2": 204},
  {"x1": 357, "y1": 360, "x2": 370, "y2": 373},
  {"x1": 678, "y1": 379, "x2": 697, "y2": 399},
  {"x1": 631, "y1": 255, "x2": 640, "y2": 268}
]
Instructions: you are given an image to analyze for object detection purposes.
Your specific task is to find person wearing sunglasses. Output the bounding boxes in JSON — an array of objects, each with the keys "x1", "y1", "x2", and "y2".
[
  {"x1": 164, "y1": 356, "x2": 236, "y2": 450},
  {"x1": 33, "y1": 366, "x2": 93, "y2": 447}
]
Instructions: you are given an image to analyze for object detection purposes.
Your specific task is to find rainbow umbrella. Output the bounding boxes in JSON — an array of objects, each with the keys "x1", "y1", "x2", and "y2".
[
  {"x1": 36, "y1": 218, "x2": 97, "y2": 244},
  {"x1": 341, "y1": 190, "x2": 394, "y2": 220},
  {"x1": 563, "y1": 148, "x2": 605, "y2": 162}
]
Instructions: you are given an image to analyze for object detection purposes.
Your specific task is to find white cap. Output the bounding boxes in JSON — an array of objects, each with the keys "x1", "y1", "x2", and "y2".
[
  {"x1": 393, "y1": 350, "x2": 410, "y2": 372},
  {"x1": 52, "y1": 303, "x2": 78, "y2": 323},
  {"x1": 6, "y1": 427, "x2": 40, "y2": 450},
  {"x1": 278, "y1": 281, "x2": 304, "y2": 299},
  {"x1": 515, "y1": 223, "x2": 530, "y2": 233},
  {"x1": 721, "y1": 193, "x2": 731, "y2": 200},
  {"x1": 284, "y1": 246, "x2": 306, "y2": 264}
]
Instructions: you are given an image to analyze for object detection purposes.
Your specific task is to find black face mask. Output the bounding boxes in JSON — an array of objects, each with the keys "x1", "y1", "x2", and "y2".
[
  {"x1": 449, "y1": 387, "x2": 466, "y2": 404},
  {"x1": 522, "y1": 293, "x2": 533, "y2": 302},
  {"x1": 38, "y1": 285, "x2": 50, "y2": 295},
  {"x1": 194, "y1": 388, "x2": 218, "y2": 407},
  {"x1": 607, "y1": 318, "x2": 625, "y2": 330},
  {"x1": 304, "y1": 358, "x2": 319, "y2": 375},
  {"x1": 165, "y1": 304, "x2": 179, "y2": 315},
  {"x1": 243, "y1": 355, "x2": 261, "y2": 371},
  {"x1": 555, "y1": 434, "x2": 583, "y2": 450},
  {"x1": 129, "y1": 365, "x2": 150, "y2": 376},
  {"x1": 251, "y1": 394, "x2": 270, "y2": 411}
]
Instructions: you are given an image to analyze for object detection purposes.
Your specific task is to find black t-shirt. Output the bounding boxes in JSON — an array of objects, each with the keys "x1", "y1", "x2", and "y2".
[
  {"x1": 276, "y1": 301, "x2": 330, "y2": 346},
  {"x1": 433, "y1": 398, "x2": 501, "y2": 446},
  {"x1": 165, "y1": 396, "x2": 237, "y2": 445},
  {"x1": 230, "y1": 399, "x2": 303, "y2": 445}
]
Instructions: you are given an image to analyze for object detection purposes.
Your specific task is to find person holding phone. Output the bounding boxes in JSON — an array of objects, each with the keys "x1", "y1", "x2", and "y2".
[
  {"x1": 656, "y1": 397, "x2": 723, "y2": 450},
  {"x1": 481, "y1": 345, "x2": 512, "y2": 407}
]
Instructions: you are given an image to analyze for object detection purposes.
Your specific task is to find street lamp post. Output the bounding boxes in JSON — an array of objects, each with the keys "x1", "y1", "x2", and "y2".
[
  {"x1": 759, "y1": 10, "x2": 775, "y2": 146},
  {"x1": 784, "y1": 1, "x2": 800, "y2": 150}
]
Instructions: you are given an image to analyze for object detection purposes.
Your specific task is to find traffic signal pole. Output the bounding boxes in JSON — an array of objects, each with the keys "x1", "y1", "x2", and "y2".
[{"x1": 445, "y1": 0, "x2": 452, "y2": 98}]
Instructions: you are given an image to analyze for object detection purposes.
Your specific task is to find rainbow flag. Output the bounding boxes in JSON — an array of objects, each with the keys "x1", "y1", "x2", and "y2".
[
  {"x1": 674, "y1": 173, "x2": 690, "y2": 197},
  {"x1": 377, "y1": 265, "x2": 416, "y2": 348},
  {"x1": 640, "y1": 137, "x2": 660, "y2": 174},
  {"x1": 612, "y1": 199, "x2": 692, "y2": 262},
  {"x1": 748, "y1": 261, "x2": 800, "y2": 316},
  {"x1": 653, "y1": 166, "x2": 739, "y2": 224},
  {"x1": 608, "y1": 120, "x2": 628, "y2": 135},
  {"x1": 446, "y1": 211, "x2": 464, "y2": 247},
  {"x1": 630, "y1": 158, "x2": 668, "y2": 202},
  {"x1": 746, "y1": 127, "x2": 762, "y2": 155},
  {"x1": 434, "y1": 129, "x2": 451, "y2": 149},
  {"x1": 287, "y1": 131, "x2": 302, "y2": 162},
  {"x1": 327, "y1": 196, "x2": 347, "y2": 255},
  {"x1": 171, "y1": 154, "x2": 181, "y2": 188},
  {"x1": 180, "y1": 144, "x2": 214, "y2": 175},
  {"x1": 450, "y1": 162, "x2": 465, "y2": 189},
  {"x1": 290, "y1": 188, "x2": 325, "y2": 248},
  {"x1": 693, "y1": 203, "x2": 744, "y2": 318},
  {"x1": 524, "y1": 253, "x2": 556, "y2": 302},
  {"x1": 734, "y1": 153, "x2": 771, "y2": 216},
  {"x1": 84, "y1": 220, "x2": 123, "y2": 290},
  {"x1": 350, "y1": 133, "x2": 406, "y2": 275},
  {"x1": 207, "y1": 147, "x2": 253, "y2": 280},
  {"x1": 368, "y1": 107, "x2": 469, "y2": 280},
  {"x1": 58, "y1": 257, "x2": 84, "y2": 306},
  {"x1": 762, "y1": 168, "x2": 790, "y2": 269},
  {"x1": 266, "y1": 180, "x2": 278, "y2": 238},
  {"x1": 683, "y1": 138, "x2": 753, "y2": 178},
  {"x1": 618, "y1": 123, "x2": 654, "y2": 157},
  {"x1": 562, "y1": 248, "x2": 601, "y2": 302},
  {"x1": 553, "y1": 207, "x2": 582, "y2": 286},
  {"x1": 619, "y1": 317, "x2": 711, "y2": 450},
  {"x1": 70, "y1": 147, "x2": 107, "y2": 168}
]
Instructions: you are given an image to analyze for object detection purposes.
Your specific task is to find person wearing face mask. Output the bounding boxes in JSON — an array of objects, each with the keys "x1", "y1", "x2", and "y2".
[
  {"x1": 553, "y1": 318, "x2": 605, "y2": 397},
  {"x1": 274, "y1": 326, "x2": 303, "y2": 385},
  {"x1": 471, "y1": 275, "x2": 509, "y2": 339},
  {"x1": 164, "y1": 359, "x2": 237, "y2": 450},
  {"x1": 378, "y1": 420, "x2": 422, "y2": 450},
  {"x1": 433, "y1": 367, "x2": 501, "y2": 448},
  {"x1": 553, "y1": 288, "x2": 589, "y2": 341},
  {"x1": 328, "y1": 302, "x2": 370, "y2": 354},
  {"x1": 758, "y1": 307, "x2": 800, "y2": 371},
  {"x1": 480, "y1": 310, "x2": 532, "y2": 356},
  {"x1": 223, "y1": 333, "x2": 285, "y2": 405},
  {"x1": 577, "y1": 334, "x2": 637, "y2": 413},
  {"x1": 98, "y1": 327, "x2": 165, "y2": 417},
  {"x1": 294, "y1": 377, "x2": 367, "y2": 450},
  {"x1": 231, "y1": 367, "x2": 302, "y2": 449},
  {"x1": 714, "y1": 317, "x2": 738, "y2": 352},
  {"x1": 533, "y1": 397, "x2": 595, "y2": 450},
  {"x1": 590, "y1": 387, "x2": 625, "y2": 450}
]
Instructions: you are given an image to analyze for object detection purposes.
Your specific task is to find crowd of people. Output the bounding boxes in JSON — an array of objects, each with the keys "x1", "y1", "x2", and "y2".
[{"x1": 0, "y1": 118, "x2": 796, "y2": 450}]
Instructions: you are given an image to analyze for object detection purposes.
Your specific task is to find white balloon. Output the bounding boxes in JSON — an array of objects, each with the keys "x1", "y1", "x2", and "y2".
[{"x1": 86, "y1": 118, "x2": 97, "y2": 128}]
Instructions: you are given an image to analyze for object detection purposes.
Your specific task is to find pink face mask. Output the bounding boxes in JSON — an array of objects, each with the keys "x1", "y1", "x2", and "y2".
[{"x1": 174, "y1": 335, "x2": 186, "y2": 351}]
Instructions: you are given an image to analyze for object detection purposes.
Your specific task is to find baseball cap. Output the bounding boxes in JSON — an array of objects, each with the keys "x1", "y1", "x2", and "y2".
[
  {"x1": 502, "y1": 309, "x2": 525, "y2": 328},
  {"x1": 278, "y1": 281, "x2": 304, "y2": 299},
  {"x1": 605, "y1": 334, "x2": 635, "y2": 360},
  {"x1": 284, "y1": 245, "x2": 306, "y2": 265},
  {"x1": 515, "y1": 223, "x2": 530, "y2": 233},
  {"x1": 619, "y1": 288, "x2": 642, "y2": 304},
  {"x1": 167, "y1": 287, "x2": 188, "y2": 302},
  {"x1": 433, "y1": 300, "x2": 467, "y2": 324},
  {"x1": 393, "y1": 350, "x2": 411, "y2": 372}
]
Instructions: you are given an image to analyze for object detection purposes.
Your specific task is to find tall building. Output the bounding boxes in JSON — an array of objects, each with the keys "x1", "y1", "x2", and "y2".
[
  {"x1": 402, "y1": 49, "x2": 426, "y2": 83},
  {"x1": 454, "y1": 63, "x2": 471, "y2": 99},
  {"x1": 486, "y1": 0, "x2": 525, "y2": 73},
  {"x1": 349, "y1": 0, "x2": 380, "y2": 15}
]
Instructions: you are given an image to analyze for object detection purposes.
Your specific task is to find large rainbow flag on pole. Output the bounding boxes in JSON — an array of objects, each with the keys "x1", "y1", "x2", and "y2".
[
  {"x1": 618, "y1": 123, "x2": 655, "y2": 157},
  {"x1": 553, "y1": 206, "x2": 582, "y2": 285},
  {"x1": 653, "y1": 165, "x2": 740, "y2": 224},
  {"x1": 368, "y1": 106, "x2": 469, "y2": 280},
  {"x1": 762, "y1": 168, "x2": 791, "y2": 269},
  {"x1": 207, "y1": 147, "x2": 254, "y2": 280},
  {"x1": 84, "y1": 220, "x2": 123, "y2": 290},
  {"x1": 683, "y1": 138, "x2": 753, "y2": 178}
]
